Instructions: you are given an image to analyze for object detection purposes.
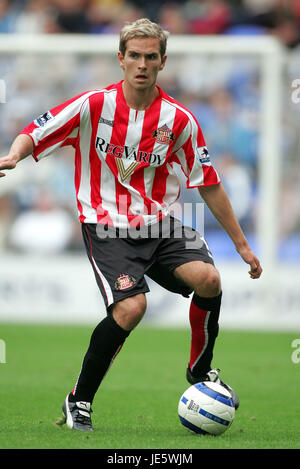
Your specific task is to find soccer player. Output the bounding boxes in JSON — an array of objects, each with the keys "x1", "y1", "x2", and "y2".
[{"x1": 0, "y1": 18, "x2": 262, "y2": 431}]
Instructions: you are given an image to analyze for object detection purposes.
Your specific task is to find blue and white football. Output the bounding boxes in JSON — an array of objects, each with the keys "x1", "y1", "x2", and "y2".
[{"x1": 178, "y1": 381, "x2": 235, "y2": 436}]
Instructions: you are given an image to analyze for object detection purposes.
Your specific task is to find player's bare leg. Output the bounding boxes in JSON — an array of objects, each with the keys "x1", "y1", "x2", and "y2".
[{"x1": 173, "y1": 261, "x2": 221, "y2": 298}]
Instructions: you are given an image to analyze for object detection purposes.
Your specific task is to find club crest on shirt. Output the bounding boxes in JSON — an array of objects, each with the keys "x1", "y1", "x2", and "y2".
[
  {"x1": 114, "y1": 274, "x2": 136, "y2": 291},
  {"x1": 152, "y1": 124, "x2": 175, "y2": 144},
  {"x1": 196, "y1": 146, "x2": 211, "y2": 166}
]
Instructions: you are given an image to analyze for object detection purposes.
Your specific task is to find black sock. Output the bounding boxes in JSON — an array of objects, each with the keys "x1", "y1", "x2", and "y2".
[
  {"x1": 71, "y1": 314, "x2": 130, "y2": 403},
  {"x1": 189, "y1": 292, "x2": 222, "y2": 378}
]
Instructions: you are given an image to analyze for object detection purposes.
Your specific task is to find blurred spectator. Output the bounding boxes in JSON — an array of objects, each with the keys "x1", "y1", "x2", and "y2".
[
  {"x1": 292, "y1": 0, "x2": 300, "y2": 23},
  {"x1": 184, "y1": 0, "x2": 232, "y2": 35},
  {"x1": 0, "y1": 194, "x2": 17, "y2": 251},
  {"x1": 215, "y1": 153, "x2": 253, "y2": 225},
  {"x1": 14, "y1": 0, "x2": 51, "y2": 34},
  {"x1": 8, "y1": 188, "x2": 75, "y2": 253},
  {"x1": 87, "y1": 0, "x2": 126, "y2": 34},
  {"x1": 181, "y1": 86, "x2": 259, "y2": 169},
  {"x1": 158, "y1": 3, "x2": 187, "y2": 35},
  {"x1": 280, "y1": 173, "x2": 300, "y2": 238},
  {"x1": 52, "y1": 0, "x2": 91, "y2": 33},
  {"x1": 226, "y1": 0, "x2": 300, "y2": 47},
  {"x1": 131, "y1": 0, "x2": 183, "y2": 23},
  {"x1": 242, "y1": 0, "x2": 277, "y2": 15},
  {"x1": 87, "y1": 1, "x2": 145, "y2": 34},
  {"x1": 271, "y1": 12, "x2": 300, "y2": 49},
  {"x1": 0, "y1": 0, "x2": 17, "y2": 32}
]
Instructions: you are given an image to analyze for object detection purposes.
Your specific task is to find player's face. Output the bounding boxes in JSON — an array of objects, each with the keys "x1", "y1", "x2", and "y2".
[{"x1": 118, "y1": 37, "x2": 167, "y2": 90}]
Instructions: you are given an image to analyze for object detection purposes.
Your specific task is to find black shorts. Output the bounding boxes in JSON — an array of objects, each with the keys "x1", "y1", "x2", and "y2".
[{"x1": 82, "y1": 216, "x2": 214, "y2": 310}]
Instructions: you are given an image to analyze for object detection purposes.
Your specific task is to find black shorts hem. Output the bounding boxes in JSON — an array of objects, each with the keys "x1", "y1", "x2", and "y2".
[{"x1": 167, "y1": 255, "x2": 215, "y2": 274}]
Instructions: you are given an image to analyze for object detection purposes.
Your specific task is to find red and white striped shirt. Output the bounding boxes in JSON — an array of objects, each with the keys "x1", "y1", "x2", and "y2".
[{"x1": 21, "y1": 81, "x2": 220, "y2": 228}]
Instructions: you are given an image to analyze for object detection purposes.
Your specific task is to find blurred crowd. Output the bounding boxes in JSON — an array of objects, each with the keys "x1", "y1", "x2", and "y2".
[
  {"x1": 0, "y1": 0, "x2": 299, "y2": 259},
  {"x1": 0, "y1": 0, "x2": 300, "y2": 48}
]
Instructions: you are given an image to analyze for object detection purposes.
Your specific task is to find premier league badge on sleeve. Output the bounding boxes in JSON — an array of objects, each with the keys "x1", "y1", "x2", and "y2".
[
  {"x1": 34, "y1": 111, "x2": 54, "y2": 127},
  {"x1": 196, "y1": 146, "x2": 211, "y2": 166}
]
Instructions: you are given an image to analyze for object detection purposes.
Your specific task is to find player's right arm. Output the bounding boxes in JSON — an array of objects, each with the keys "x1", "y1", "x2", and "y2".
[
  {"x1": 0, "y1": 90, "x2": 97, "y2": 178},
  {"x1": 0, "y1": 134, "x2": 34, "y2": 177}
]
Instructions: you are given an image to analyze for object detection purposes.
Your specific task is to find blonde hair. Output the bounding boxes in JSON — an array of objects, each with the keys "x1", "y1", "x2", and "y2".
[{"x1": 119, "y1": 18, "x2": 169, "y2": 58}]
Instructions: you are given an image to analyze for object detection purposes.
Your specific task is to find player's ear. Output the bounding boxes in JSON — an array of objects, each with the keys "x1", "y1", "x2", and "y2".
[
  {"x1": 118, "y1": 51, "x2": 125, "y2": 70},
  {"x1": 159, "y1": 54, "x2": 167, "y2": 71}
]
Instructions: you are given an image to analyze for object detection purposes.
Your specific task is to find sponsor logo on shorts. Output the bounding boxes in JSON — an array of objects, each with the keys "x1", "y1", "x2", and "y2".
[{"x1": 114, "y1": 274, "x2": 136, "y2": 290}]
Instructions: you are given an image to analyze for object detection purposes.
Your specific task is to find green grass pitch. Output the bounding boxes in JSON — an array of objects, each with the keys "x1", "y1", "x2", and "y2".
[{"x1": 0, "y1": 323, "x2": 299, "y2": 449}]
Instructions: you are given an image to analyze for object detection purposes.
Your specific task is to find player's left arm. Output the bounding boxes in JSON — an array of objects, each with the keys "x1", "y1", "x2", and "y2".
[
  {"x1": 198, "y1": 183, "x2": 262, "y2": 279},
  {"x1": 0, "y1": 134, "x2": 34, "y2": 178}
]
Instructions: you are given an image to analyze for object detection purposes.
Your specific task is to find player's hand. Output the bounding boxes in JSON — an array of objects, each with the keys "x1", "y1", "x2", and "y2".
[
  {"x1": 237, "y1": 246, "x2": 262, "y2": 279},
  {"x1": 0, "y1": 154, "x2": 18, "y2": 177}
]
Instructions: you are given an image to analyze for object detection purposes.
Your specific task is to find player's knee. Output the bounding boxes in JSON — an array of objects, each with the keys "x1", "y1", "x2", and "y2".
[
  {"x1": 195, "y1": 267, "x2": 221, "y2": 298},
  {"x1": 112, "y1": 294, "x2": 146, "y2": 331},
  {"x1": 207, "y1": 270, "x2": 221, "y2": 296}
]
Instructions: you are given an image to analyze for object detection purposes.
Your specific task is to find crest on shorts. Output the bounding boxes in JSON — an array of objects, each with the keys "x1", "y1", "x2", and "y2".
[
  {"x1": 152, "y1": 124, "x2": 175, "y2": 144},
  {"x1": 114, "y1": 274, "x2": 136, "y2": 291}
]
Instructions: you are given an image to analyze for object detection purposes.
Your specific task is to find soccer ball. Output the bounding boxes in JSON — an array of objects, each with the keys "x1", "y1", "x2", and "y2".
[{"x1": 178, "y1": 381, "x2": 235, "y2": 436}]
